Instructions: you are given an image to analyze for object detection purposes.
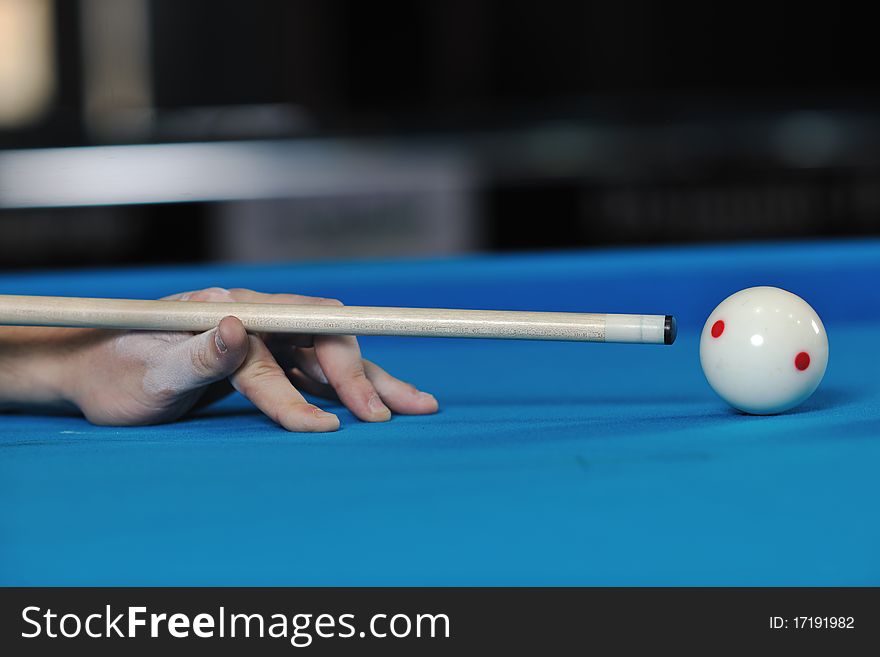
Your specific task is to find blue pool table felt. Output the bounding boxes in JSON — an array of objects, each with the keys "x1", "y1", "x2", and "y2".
[{"x1": 1, "y1": 240, "x2": 879, "y2": 585}]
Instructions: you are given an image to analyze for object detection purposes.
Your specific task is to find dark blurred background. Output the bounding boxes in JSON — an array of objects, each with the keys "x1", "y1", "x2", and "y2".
[{"x1": 1, "y1": 0, "x2": 878, "y2": 269}]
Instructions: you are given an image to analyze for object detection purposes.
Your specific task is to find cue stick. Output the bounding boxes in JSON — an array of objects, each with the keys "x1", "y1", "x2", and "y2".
[{"x1": 0, "y1": 294, "x2": 677, "y2": 345}]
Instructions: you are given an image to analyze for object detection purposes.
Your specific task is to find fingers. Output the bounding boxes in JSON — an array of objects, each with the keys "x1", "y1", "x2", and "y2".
[
  {"x1": 218, "y1": 289, "x2": 392, "y2": 423},
  {"x1": 162, "y1": 287, "x2": 235, "y2": 303},
  {"x1": 164, "y1": 287, "x2": 437, "y2": 426},
  {"x1": 144, "y1": 316, "x2": 249, "y2": 395},
  {"x1": 166, "y1": 287, "x2": 333, "y2": 306},
  {"x1": 291, "y1": 347, "x2": 330, "y2": 385},
  {"x1": 227, "y1": 288, "x2": 344, "y2": 347},
  {"x1": 230, "y1": 334, "x2": 339, "y2": 432},
  {"x1": 288, "y1": 368, "x2": 337, "y2": 400},
  {"x1": 159, "y1": 288, "x2": 339, "y2": 431},
  {"x1": 313, "y1": 335, "x2": 392, "y2": 422},
  {"x1": 364, "y1": 360, "x2": 439, "y2": 415},
  {"x1": 289, "y1": 349, "x2": 439, "y2": 415},
  {"x1": 226, "y1": 288, "x2": 341, "y2": 307}
]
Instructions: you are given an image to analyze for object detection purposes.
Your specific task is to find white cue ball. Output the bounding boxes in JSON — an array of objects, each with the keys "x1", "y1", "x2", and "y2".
[{"x1": 700, "y1": 286, "x2": 829, "y2": 415}]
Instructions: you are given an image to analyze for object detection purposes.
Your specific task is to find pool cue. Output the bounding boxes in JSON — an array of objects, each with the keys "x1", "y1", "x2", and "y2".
[{"x1": 0, "y1": 294, "x2": 677, "y2": 345}]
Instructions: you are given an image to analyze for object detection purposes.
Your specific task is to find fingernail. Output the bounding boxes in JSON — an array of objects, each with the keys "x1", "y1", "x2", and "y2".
[
  {"x1": 368, "y1": 393, "x2": 390, "y2": 415},
  {"x1": 214, "y1": 330, "x2": 228, "y2": 353},
  {"x1": 312, "y1": 407, "x2": 336, "y2": 419},
  {"x1": 418, "y1": 391, "x2": 436, "y2": 402}
]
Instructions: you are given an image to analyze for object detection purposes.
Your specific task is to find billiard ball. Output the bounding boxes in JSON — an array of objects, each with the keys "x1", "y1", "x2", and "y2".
[{"x1": 700, "y1": 286, "x2": 829, "y2": 414}]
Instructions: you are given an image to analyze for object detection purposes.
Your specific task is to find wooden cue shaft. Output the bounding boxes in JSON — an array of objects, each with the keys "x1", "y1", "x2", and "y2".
[{"x1": 0, "y1": 294, "x2": 676, "y2": 344}]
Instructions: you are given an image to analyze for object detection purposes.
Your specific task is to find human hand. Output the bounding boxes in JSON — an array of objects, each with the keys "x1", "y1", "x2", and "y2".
[{"x1": 56, "y1": 287, "x2": 439, "y2": 431}]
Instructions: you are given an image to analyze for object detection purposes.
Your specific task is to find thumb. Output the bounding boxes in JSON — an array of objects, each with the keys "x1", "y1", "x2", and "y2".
[{"x1": 147, "y1": 316, "x2": 249, "y2": 394}]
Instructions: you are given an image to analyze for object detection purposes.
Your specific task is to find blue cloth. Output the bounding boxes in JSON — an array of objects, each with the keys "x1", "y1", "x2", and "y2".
[{"x1": 1, "y1": 240, "x2": 878, "y2": 584}]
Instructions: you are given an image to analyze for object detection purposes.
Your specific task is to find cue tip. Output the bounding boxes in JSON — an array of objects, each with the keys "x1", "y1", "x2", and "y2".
[{"x1": 664, "y1": 315, "x2": 677, "y2": 345}]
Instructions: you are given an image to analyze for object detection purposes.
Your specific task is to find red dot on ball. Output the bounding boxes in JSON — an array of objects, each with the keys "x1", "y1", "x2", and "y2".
[
  {"x1": 795, "y1": 352, "x2": 811, "y2": 371},
  {"x1": 711, "y1": 320, "x2": 725, "y2": 338}
]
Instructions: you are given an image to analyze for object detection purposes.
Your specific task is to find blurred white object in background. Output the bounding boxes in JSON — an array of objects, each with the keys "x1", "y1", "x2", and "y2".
[
  {"x1": 213, "y1": 192, "x2": 478, "y2": 262},
  {"x1": 0, "y1": 139, "x2": 481, "y2": 262}
]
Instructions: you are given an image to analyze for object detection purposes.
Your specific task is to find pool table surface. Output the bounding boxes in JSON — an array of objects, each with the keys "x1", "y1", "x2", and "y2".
[{"x1": 1, "y1": 240, "x2": 879, "y2": 585}]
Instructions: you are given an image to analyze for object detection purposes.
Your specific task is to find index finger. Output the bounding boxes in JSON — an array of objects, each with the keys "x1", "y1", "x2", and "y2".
[
  {"x1": 226, "y1": 288, "x2": 341, "y2": 307},
  {"x1": 231, "y1": 334, "x2": 340, "y2": 432},
  {"x1": 228, "y1": 289, "x2": 343, "y2": 346}
]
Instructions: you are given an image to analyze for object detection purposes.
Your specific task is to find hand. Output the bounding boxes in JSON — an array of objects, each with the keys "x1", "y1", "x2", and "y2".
[{"x1": 56, "y1": 287, "x2": 439, "y2": 431}]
